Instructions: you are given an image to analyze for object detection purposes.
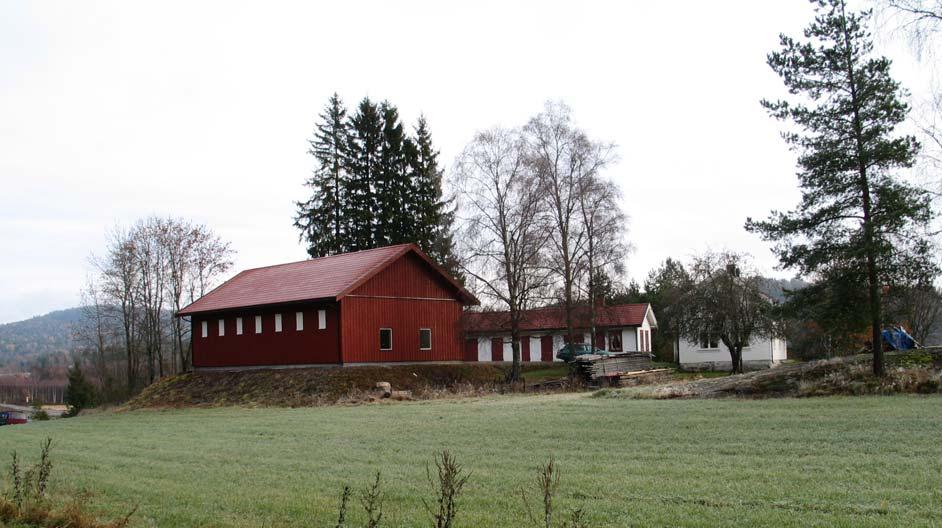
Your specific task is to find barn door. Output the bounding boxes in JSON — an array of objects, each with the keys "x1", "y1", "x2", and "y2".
[
  {"x1": 491, "y1": 338, "x2": 503, "y2": 362},
  {"x1": 541, "y1": 335, "x2": 554, "y2": 362},
  {"x1": 464, "y1": 339, "x2": 478, "y2": 362}
]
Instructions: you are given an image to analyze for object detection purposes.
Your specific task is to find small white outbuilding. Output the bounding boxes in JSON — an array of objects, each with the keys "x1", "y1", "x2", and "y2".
[{"x1": 674, "y1": 334, "x2": 787, "y2": 371}]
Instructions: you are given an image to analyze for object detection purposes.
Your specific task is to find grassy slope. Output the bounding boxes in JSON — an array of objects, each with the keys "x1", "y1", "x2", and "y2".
[
  {"x1": 127, "y1": 364, "x2": 571, "y2": 408},
  {"x1": 1, "y1": 395, "x2": 941, "y2": 527}
]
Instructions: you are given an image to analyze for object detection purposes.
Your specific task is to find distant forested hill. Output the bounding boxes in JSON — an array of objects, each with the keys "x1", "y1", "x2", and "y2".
[
  {"x1": 760, "y1": 277, "x2": 809, "y2": 303},
  {"x1": 0, "y1": 308, "x2": 80, "y2": 369}
]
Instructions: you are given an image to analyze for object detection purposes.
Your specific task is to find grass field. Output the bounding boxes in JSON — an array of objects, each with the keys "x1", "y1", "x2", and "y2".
[{"x1": 1, "y1": 394, "x2": 940, "y2": 527}]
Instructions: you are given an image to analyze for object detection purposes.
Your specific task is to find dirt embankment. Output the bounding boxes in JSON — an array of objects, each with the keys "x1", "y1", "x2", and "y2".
[
  {"x1": 127, "y1": 363, "x2": 568, "y2": 409},
  {"x1": 602, "y1": 351, "x2": 942, "y2": 399}
]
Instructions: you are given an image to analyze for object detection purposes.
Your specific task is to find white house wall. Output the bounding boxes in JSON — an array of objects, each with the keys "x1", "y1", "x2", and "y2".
[
  {"x1": 677, "y1": 337, "x2": 786, "y2": 371},
  {"x1": 471, "y1": 329, "x2": 643, "y2": 362},
  {"x1": 477, "y1": 337, "x2": 491, "y2": 362},
  {"x1": 772, "y1": 338, "x2": 788, "y2": 361},
  {"x1": 529, "y1": 336, "x2": 542, "y2": 362},
  {"x1": 623, "y1": 329, "x2": 638, "y2": 352},
  {"x1": 501, "y1": 340, "x2": 513, "y2": 362}
]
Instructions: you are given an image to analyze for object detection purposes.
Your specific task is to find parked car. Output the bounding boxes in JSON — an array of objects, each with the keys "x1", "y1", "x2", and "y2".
[
  {"x1": 0, "y1": 411, "x2": 28, "y2": 426},
  {"x1": 556, "y1": 343, "x2": 610, "y2": 363}
]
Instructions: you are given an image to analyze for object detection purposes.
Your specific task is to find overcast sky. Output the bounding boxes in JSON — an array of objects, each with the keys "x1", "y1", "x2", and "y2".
[{"x1": 0, "y1": 1, "x2": 931, "y2": 324}]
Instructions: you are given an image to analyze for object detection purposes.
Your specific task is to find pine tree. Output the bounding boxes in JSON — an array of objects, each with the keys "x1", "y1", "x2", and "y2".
[
  {"x1": 746, "y1": 0, "x2": 935, "y2": 375},
  {"x1": 409, "y1": 116, "x2": 460, "y2": 275},
  {"x1": 295, "y1": 93, "x2": 350, "y2": 257},
  {"x1": 346, "y1": 98, "x2": 383, "y2": 250}
]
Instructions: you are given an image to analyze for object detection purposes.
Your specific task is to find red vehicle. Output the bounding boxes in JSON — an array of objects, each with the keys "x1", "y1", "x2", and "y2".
[{"x1": 0, "y1": 411, "x2": 28, "y2": 425}]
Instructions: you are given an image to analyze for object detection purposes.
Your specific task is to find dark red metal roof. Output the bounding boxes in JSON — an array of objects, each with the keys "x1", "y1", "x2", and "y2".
[
  {"x1": 463, "y1": 303, "x2": 653, "y2": 334},
  {"x1": 178, "y1": 244, "x2": 477, "y2": 316}
]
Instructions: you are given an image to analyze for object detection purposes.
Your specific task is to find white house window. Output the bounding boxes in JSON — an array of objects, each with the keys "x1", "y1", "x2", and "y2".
[
  {"x1": 608, "y1": 331, "x2": 623, "y2": 352},
  {"x1": 419, "y1": 328, "x2": 432, "y2": 350},
  {"x1": 255, "y1": 315, "x2": 262, "y2": 334},
  {"x1": 699, "y1": 333, "x2": 719, "y2": 350},
  {"x1": 201, "y1": 321, "x2": 208, "y2": 338},
  {"x1": 296, "y1": 311, "x2": 304, "y2": 331},
  {"x1": 275, "y1": 314, "x2": 283, "y2": 332},
  {"x1": 218, "y1": 319, "x2": 225, "y2": 337},
  {"x1": 318, "y1": 309, "x2": 326, "y2": 330},
  {"x1": 236, "y1": 317, "x2": 243, "y2": 335},
  {"x1": 380, "y1": 328, "x2": 392, "y2": 351}
]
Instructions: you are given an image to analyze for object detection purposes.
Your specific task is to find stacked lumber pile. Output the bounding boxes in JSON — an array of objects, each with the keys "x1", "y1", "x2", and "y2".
[
  {"x1": 572, "y1": 352, "x2": 654, "y2": 384},
  {"x1": 619, "y1": 368, "x2": 673, "y2": 387}
]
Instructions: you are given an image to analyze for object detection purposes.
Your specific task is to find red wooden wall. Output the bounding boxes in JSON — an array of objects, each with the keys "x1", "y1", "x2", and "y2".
[
  {"x1": 339, "y1": 252, "x2": 466, "y2": 363},
  {"x1": 353, "y1": 252, "x2": 456, "y2": 299},
  {"x1": 192, "y1": 302, "x2": 340, "y2": 367},
  {"x1": 340, "y1": 297, "x2": 463, "y2": 363}
]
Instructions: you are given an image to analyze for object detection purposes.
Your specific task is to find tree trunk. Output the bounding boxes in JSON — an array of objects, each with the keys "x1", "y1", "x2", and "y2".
[
  {"x1": 840, "y1": 0, "x2": 885, "y2": 376},
  {"x1": 509, "y1": 328, "x2": 522, "y2": 383},
  {"x1": 729, "y1": 346, "x2": 743, "y2": 375}
]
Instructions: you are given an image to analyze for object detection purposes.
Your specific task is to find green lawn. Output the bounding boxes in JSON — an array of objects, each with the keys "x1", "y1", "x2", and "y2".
[{"x1": 1, "y1": 394, "x2": 940, "y2": 527}]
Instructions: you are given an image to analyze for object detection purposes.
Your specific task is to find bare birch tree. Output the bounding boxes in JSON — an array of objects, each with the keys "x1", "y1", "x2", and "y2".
[
  {"x1": 86, "y1": 217, "x2": 233, "y2": 395},
  {"x1": 96, "y1": 227, "x2": 141, "y2": 394},
  {"x1": 877, "y1": 0, "x2": 942, "y2": 193},
  {"x1": 134, "y1": 218, "x2": 168, "y2": 383},
  {"x1": 525, "y1": 101, "x2": 616, "y2": 346},
  {"x1": 74, "y1": 279, "x2": 121, "y2": 398},
  {"x1": 454, "y1": 127, "x2": 551, "y2": 382},
  {"x1": 578, "y1": 175, "x2": 629, "y2": 344}
]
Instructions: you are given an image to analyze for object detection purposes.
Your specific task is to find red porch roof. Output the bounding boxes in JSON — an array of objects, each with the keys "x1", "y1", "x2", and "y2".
[
  {"x1": 178, "y1": 244, "x2": 477, "y2": 316},
  {"x1": 463, "y1": 303, "x2": 653, "y2": 334}
]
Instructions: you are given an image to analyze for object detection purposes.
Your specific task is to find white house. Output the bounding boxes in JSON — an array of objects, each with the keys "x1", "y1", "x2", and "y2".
[
  {"x1": 675, "y1": 334, "x2": 787, "y2": 371},
  {"x1": 463, "y1": 303, "x2": 658, "y2": 362}
]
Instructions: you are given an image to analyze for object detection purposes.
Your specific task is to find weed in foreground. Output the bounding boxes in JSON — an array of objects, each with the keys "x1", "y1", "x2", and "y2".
[
  {"x1": 1, "y1": 438, "x2": 135, "y2": 528},
  {"x1": 423, "y1": 450, "x2": 470, "y2": 528}
]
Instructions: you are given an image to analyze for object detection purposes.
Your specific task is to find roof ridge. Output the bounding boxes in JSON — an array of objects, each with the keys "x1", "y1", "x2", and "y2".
[
  {"x1": 467, "y1": 302, "x2": 648, "y2": 315},
  {"x1": 240, "y1": 243, "x2": 415, "y2": 274}
]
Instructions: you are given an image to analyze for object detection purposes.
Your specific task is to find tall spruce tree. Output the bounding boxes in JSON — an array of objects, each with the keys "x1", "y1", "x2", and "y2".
[
  {"x1": 295, "y1": 93, "x2": 350, "y2": 257},
  {"x1": 295, "y1": 94, "x2": 458, "y2": 270},
  {"x1": 409, "y1": 116, "x2": 460, "y2": 275},
  {"x1": 746, "y1": 0, "x2": 934, "y2": 375},
  {"x1": 346, "y1": 98, "x2": 383, "y2": 250},
  {"x1": 377, "y1": 102, "x2": 413, "y2": 246}
]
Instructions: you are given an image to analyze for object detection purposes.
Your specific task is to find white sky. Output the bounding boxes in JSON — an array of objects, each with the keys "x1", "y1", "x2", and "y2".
[{"x1": 0, "y1": 1, "x2": 932, "y2": 324}]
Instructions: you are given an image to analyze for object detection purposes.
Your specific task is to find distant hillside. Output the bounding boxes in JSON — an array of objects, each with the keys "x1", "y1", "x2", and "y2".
[
  {"x1": 760, "y1": 277, "x2": 809, "y2": 303},
  {"x1": 0, "y1": 308, "x2": 81, "y2": 368}
]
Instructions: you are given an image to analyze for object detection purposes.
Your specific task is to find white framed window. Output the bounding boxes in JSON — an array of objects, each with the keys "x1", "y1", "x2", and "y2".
[
  {"x1": 236, "y1": 317, "x2": 243, "y2": 335},
  {"x1": 255, "y1": 315, "x2": 262, "y2": 334},
  {"x1": 419, "y1": 328, "x2": 432, "y2": 350},
  {"x1": 380, "y1": 328, "x2": 393, "y2": 351},
  {"x1": 608, "y1": 331, "x2": 623, "y2": 352},
  {"x1": 218, "y1": 319, "x2": 225, "y2": 337},
  {"x1": 296, "y1": 311, "x2": 304, "y2": 331},
  {"x1": 201, "y1": 320, "x2": 208, "y2": 338},
  {"x1": 699, "y1": 333, "x2": 719, "y2": 350},
  {"x1": 318, "y1": 309, "x2": 326, "y2": 330},
  {"x1": 275, "y1": 314, "x2": 282, "y2": 332}
]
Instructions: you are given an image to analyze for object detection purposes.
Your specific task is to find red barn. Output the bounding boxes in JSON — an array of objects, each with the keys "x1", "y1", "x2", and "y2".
[{"x1": 178, "y1": 244, "x2": 478, "y2": 368}]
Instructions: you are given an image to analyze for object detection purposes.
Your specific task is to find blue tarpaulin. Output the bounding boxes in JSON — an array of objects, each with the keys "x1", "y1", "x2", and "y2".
[{"x1": 882, "y1": 326, "x2": 917, "y2": 350}]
